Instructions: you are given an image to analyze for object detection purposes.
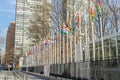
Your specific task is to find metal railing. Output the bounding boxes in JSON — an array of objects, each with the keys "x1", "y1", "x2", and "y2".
[{"x1": 13, "y1": 71, "x2": 32, "y2": 80}]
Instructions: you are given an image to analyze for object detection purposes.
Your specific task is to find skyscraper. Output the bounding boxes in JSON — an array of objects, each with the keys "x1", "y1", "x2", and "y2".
[
  {"x1": 5, "y1": 22, "x2": 15, "y2": 66},
  {"x1": 15, "y1": 0, "x2": 52, "y2": 55}
]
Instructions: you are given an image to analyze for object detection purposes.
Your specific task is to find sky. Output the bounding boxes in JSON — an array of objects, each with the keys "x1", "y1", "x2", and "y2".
[{"x1": 0, "y1": 0, "x2": 16, "y2": 53}]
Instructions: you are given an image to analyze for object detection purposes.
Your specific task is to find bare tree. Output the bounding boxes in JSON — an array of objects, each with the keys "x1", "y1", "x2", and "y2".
[
  {"x1": 92, "y1": 0, "x2": 120, "y2": 37},
  {"x1": 28, "y1": 1, "x2": 52, "y2": 44},
  {"x1": 107, "y1": 0, "x2": 120, "y2": 33}
]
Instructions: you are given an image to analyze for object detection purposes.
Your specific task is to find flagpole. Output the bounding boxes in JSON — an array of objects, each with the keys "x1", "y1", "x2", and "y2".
[
  {"x1": 51, "y1": 42, "x2": 52, "y2": 65},
  {"x1": 100, "y1": 16, "x2": 106, "y2": 80},
  {"x1": 60, "y1": 29, "x2": 61, "y2": 64},
  {"x1": 53, "y1": 36, "x2": 55, "y2": 64},
  {"x1": 74, "y1": 26, "x2": 76, "y2": 63},
  {"x1": 38, "y1": 48, "x2": 39, "y2": 66},
  {"x1": 100, "y1": 17, "x2": 104, "y2": 60},
  {"x1": 63, "y1": 34, "x2": 65, "y2": 63},
  {"x1": 51, "y1": 32, "x2": 53, "y2": 64},
  {"x1": 44, "y1": 44, "x2": 45, "y2": 65},
  {"x1": 79, "y1": 19, "x2": 82, "y2": 61},
  {"x1": 55, "y1": 32, "x2": 57, "y2": 64},
  {"x1": 56, "y1": 33, "x2": 57, "y2": 64},
  {"x1": 56, "y1": 33, "x2": 58, "y2": 64},
  {"x1": 92, "y1": 22, "x2": 95, "y2": 61},
  {"x1": 31, "y1": 50, "x2": 33, "y2": 66},
  {"x1": 84, "y1": 5, "x2": 90, "y2": 79},
  {"x1": 54, "y1": 36, "x2": 56, "y2": 64},
  {"x1": 43, "y1": 38, "x2": 46, "y2": 66},
  {"x1": 67, "y1": 27, "x2": 69, "y2": 63},
  {"x1": 70, "y1": 31, "x2": 72, "y2": 63}
]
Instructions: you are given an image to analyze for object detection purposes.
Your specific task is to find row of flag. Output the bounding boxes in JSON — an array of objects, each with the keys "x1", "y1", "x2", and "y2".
[
  {"x1": 27, "y1": 37, "x2": 57, "y2": 56},
  {"x1": 27, "y1": 45, "x2": 39, "y2": 55},
  {"x1": 60, "y1": 0, "x2": 102, "y2": 34},
  {"x1": 27, "y1": 0, "x2": 102, "y2": 56}
]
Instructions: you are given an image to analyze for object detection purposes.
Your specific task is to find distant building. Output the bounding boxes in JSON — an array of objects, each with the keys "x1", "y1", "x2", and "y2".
[
  {"x1": 1, "y1": 54, "x2": 5, "y2": 65},
  {"x1": 5, "y1": 22, "x2": 15, "y2": 66}
]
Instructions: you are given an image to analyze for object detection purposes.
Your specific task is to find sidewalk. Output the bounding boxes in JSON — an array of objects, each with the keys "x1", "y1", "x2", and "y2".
[{"x1": 0, "y1": 71, "x2": 15, "y2": 80}]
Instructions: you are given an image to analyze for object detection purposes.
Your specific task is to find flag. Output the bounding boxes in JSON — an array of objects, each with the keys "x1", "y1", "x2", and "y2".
[
  {"x1": 45, "y1": 38, "x2": 50, "y2": 45},
  {"x1": 39, "y1": 41, "x2": 42, "y2": 45},
  {"x1": 60, "y1": 25, "x2": 70, "y2": 34},
  {"x1": 77, "y1": 11, "x2": 81, "y2": 29},
  {"x1": 41, "y1": 38, "x2": 51, "y2": 46},
  {"x1": 98, "y1": 0, "x2": 102, "y2": 17},
  {"x1": 74, "y1": 17, "x2": 77, "y2": 31},
  {"x1": 90, "y1": 7, "x2": 95, "y2": 21},
  {"x1": 77, "y1": 11, "x2": 81, "y2": 23},
  {"x1": 70, "y1": 27, "x2": 73, "y2": 33},
  {"x1": 28, "y1": 51, "x2": 32, "y2": 55}
]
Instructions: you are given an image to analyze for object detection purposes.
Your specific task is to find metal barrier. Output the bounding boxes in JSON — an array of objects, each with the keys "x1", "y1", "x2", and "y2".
[
  {"x1": 13, "y1": 71, "x2": 32, "y2": 80},
  {"x1": 5, "y1": 72, "x2": 14, "y2": 80},
  {"x1": 22, "y1": 71, "x2": 58, "y2": 80}
]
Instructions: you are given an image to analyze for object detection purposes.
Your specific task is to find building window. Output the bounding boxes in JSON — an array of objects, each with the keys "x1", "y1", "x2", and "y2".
[
  {"x1": 110, "y1": 37, "x2": 116, "y2": 59},
  {"x1": 104, "y1": 39, "x2": 110, "y2": 59}
]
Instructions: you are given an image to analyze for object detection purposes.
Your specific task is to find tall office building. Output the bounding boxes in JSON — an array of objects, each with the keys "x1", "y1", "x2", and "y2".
[
  {"x1": 15, "y1": 0, "x2": 52, "y2": 55},
  {"x1": 5, "y1": 22, "x2": 15, "y2": 66},
  {"x1": 15, "y1": 0, "x2": 30, "y2": 55}
]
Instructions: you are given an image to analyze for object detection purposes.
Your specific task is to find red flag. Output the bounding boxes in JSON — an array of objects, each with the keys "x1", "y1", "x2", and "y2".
[
  {"x1": 90, "y1": 7, "x2": 95, "y2": 16},
  {"x1": 46, "y1": 38, "x2": 49, "y2": 43},
  {"x1": 77, "y1": 12, "x2": 81, "y2": 22},
  {"x1": 98, "y1": 0, "x2": 102, "y2": 7},
  {"x1": 98, "y1": 0, "x2": 102, "y2": 17},
  {"x1": 90, "y1": 7, "x2": 95, "y2": 21},
  {"x1": 29, "y1": 51, "x2": 32, "y2": 55},
  {"x1": 27, "y1": 51, "x2": 32, "y2": 55}
]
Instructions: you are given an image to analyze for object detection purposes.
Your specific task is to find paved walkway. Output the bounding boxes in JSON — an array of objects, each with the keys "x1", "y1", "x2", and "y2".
[
  {"x1": 0, "y1": 71, "x2": 14, "y2": 80},
  {"x1": 0, "y1": 70, "x2": 22, "y2": 80},
  {"x1": 0, "y1": 70, "x2": 50, "y2": 80}
]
